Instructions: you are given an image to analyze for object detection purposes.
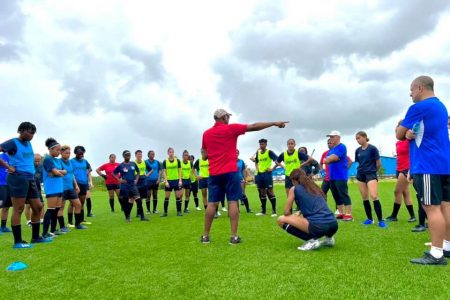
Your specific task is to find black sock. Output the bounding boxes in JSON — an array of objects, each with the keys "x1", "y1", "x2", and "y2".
[
  {"x1": 86, "y1": 198, "x2": 92, "y2": 215},
  {"x1": 120, "y1": 197, "x2": 127, "y2": 218},
  {"x1": 1, "y1": 219, "x2": 6, "y2": 228},
  {"x1": 58, "y1": 216, "x2": 65, "y2": 229},
  {"x1": 109, "y1": 198, "x2": 115, "y2": 212},
  {"x1": 31, "y1": 222, "x2": 40, "y2": 239},
  {"x1": 417, "y1": 195, "x2": 426, "y2": 226},
  {"x1": 194, "y1": 196, "x2": 199, "y2": 207},
  {"x1": 43, "y1": 209, "x2": 53, "y2": 235},
  {"x1": 50, "y1": 208, "x2": 59, "y2": 232},
  {"x1": 136, "y1": 199, "x2": 144, "y2": 218},
  {"x1": 81, "y1": 209, "x2": 85, "y2": 221},
  {"x1": 184, "y1": 199, "x2": 189, "y2": 210},
  {"x1": 282, "y1": 223, "x2": 310, "y2": 241},
  {"x1": 242, "y1": 195, "x2": 250, "y2": 212},
  {"x1": 128, "y1": 202, "x2": 134, "y2": 218},
  {"x1": 12, "y1": 224, "x2": 22, "y2": 244},
  {"x1": 220, "y1": 199, "x2": 225, "y2": 207},
  {"x1": 68, "y1": 212, "x2": 73, "y2": 224},
  {"x1": 406, "y1": 204, "x2": 415, "y2": 218},
  {"x1": 153, "y1": 199, "x2": 158, "y2": 212},
  {"x1": 75, "y1": 213, "x2": 82, "y2": 226},
  {"x1": 363, "y1": 200, "x2": 372, "y2": 220},
  {"x1": 204, "y1": 204, "x2": 207, "y2": 209},
  {"x1": 391, "y1": 203, "x2": 401, "y2": 218},
  {"x1": 269, "y1": 196, "x2": 277, "y2": 212},
  {"x1": 373, "y1": 200, "x2": 383, "y2": 221},
  {"x1": 260, "y1": 196, "x2": 267, "y2": 213},
  {"x1": 176, "y1": 198, "x2": 182, "y2": 212},
  {"x1": 164, "y1": 199, "x2": 169, "y2": 213},
  {"x1": 145, "y1": 200, "x2": 150, "y2": 212}
]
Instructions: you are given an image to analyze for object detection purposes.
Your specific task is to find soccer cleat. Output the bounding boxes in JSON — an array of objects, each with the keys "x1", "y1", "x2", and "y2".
[
  {"x1": 1, "y1": 227, "x2": 12, "y2": 233},
  {"x1": 411, "y1": 225, "x2": 427, "y2": 232},
  {"x1": 31, "y1": 236, "x2": 53, "y2": 243},
  {"x1": 444, "y1": 250, "x2": 450, "y2": 258},
  {"x1": 410, "y1": 252, "x2": 447, "y2": 265},
  {"x1": 221, "y1": 207, "x2": 227, "y2": 212},
  {"x1": 42, "y1": 233, "x2": 54, "y2": 239},
  {"x1": 160, "y1": 213, "x2": 168, "y2": 217},
  {"x1": 336, "y1": 214, "x2": 344, "y2": 220},
  {"x1": 378, "y1": 220, "x2": 388, "y2": 228},
  {"x1": 298, "y1": 239, "x2": 321, "y2": 251},
  {"x1": 67, "y1": 223, "x2": 75, "y2": 228},
  {"x1": 184, "y1": 209, "x2": 190, "y2": 213},
  {"x1": 271, "y1": 212, "x2": 278, "y2": 217},
  {"x1": 177, "y1": 212, "x2": 183, "y2": 217},
  {"x1": 81, "y1": 221, "x2": 92, "y2": 225},
  {"x1": 408, "y1": 217, "x2": 417, "y2": 223},
  {"x1": 60, "y1": 227, "x2": 70, "y2": 233},
  {"x1": 320, "y1": 237, "x2": 335, "y2": 247},
  {"x1": 217, "y1": 211, "x2": 221, "y2": 216},
  {"x1": 385, "y1": 216, "x2": 398, "y2": 222},
  {"x1": 342, "y1": 215, "x2": 353, "y2": 222},
  {"x1": 362, "y1": 219, "x2": 374, "y2": 225},
  {"x1": 200, "y1": 235, "x2": 210, "y2": 244},
  {"x1": 76, "y1": 224, "x2": 88, "y2": 229},
  {"x1": 255, "y1": 212, "x2": 266, "y2": 216},
  {"x1": 229, "y1": 236, "x2": 242, "y2": 245},
  {"x1": 13, "y1": 241, "x2": 33, "y2": 249},
  {"x1": 87, "y1": 213, "x2": 95, "y2": 217},
  {"x1": 195, "y1": 207, "x2": 202, "y2": 211}
]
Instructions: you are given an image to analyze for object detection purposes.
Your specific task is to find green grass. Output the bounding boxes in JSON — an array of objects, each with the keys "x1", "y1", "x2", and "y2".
[{"x1": 0, "y1": 181, "x2": 448, "y2": 299}]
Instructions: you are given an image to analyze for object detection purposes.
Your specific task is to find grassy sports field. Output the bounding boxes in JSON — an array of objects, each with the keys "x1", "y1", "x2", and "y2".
[{"x1": 0, "y1": 181, "x2": 448, "y2": 299}]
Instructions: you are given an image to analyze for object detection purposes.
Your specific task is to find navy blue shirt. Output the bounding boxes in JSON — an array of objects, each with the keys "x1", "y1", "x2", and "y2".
[
  {"x1": 294, "y1": 185, "x2": 336, "y2": 224},
  {"x1": 355, "y1": 144, "x2": 380, "y2": 174},
  {"x1": 113, "y1": 162, "x2": 138, "y2": 183}
]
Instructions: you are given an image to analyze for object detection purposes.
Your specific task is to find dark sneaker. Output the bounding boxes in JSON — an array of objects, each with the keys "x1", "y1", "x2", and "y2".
[
  {"x1": 140, "y1": 217, "x2": 150, "y2": 221},
  {"x1": 31, "y1": 236, "x2": 53, "y2": 243},
  {"x1": 160, "y1": 213, "x2": 168, "y2": 217},
  {"x1": 229, "y1": 236, "x2": 242, "y2": 245},
  {"x1": 184, "y1": 209, "x2": 190, "y2": 213},
  {"x1": 412, "y1": 225, "x2": 427, "y2": 232},
  {"x1": 200, "y1": 235, "x2": 210, "y2": 244},
  {"x1": 76, "y1": 225, "x2": 88, "y2": 229},
  {"x1": 42, "y1": 233, "x2": 54, "y2": 239},
  {"x1": 126, "y1": 217, "x2": 131, "y2": 223},
  {"x1": 410, "y1": 252, "x2": 447, "y2": 265},
  {"x1": 1, "y1": 227, "x2": 12, "y2": 233},
  {"x1": 247, "y1": 209, "x2": 253, "y2": 213},
  {"x1": 408, "y1": 217, "x2": 417, "y2": 223},
  {"x1": 177, "y1": 212, "x2": 183, "y2": 217},
  {"x1": 60, "y1": 227, "x2": 70, "y2": 233},
  {"x1": 87, "y1": 213, "x2": 95, "y2": 217},
  {"x1": 385, "y1": 216, "x2": 398, "y2": 222},
  {"x1": 444, "y1": 250, "x2": 450, "y2": 258}
]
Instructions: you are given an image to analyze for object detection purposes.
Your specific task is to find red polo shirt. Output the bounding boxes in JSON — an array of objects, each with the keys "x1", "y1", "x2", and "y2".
[
  {"x1": 98, "y1": 162, "x2": 120, "y2": 184},
  {"x1": 202, "y1": 122, "x2": 247, "y2": 176},
  {"x1": 320, "y1": 150, "x2": 330, "y2": 181},
  {"x1": 396, "y1": 139, "x2": 410, "y2": 171}
]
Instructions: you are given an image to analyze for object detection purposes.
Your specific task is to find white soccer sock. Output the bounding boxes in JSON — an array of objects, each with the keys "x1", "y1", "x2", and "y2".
[
  {"x1": 429, "y1": 246, "x2": 443, "y2": 259},
  {"x1": 443, "y1": 240, "x2": 450, "y2": 251}
]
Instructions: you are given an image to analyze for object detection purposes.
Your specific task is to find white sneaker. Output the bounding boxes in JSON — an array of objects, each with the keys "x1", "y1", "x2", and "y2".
[
  {"x1": 320, "y1": 237, "x2": 335, "y2": 247},
  {"x1": 255, "y1": 212, "x2": 266, "y2": 216},
  {"x1": 334, "y1": 210, "x2": 339, "y2": 215},
  {"x1": 196, "y1": 207, "x2": 202, "y2": 211},
  {"x1": 221, "y1": 207, "x2": 227, "y2": 212},
  {"x1": 271, "y1": 213, "x2": 278, "y2": 217},
  {"x1": 217, "y1": 211, "x2": 221, "y2": 216},
  {"x1": 298, "y1": 239, "x2": 321, "y2": 251},
  {"x1": 26, "y1": 220, "x2": 32, "y2": 227}
]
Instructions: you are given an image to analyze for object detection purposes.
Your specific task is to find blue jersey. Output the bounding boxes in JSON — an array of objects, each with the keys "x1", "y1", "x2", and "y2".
[
  {"x1": 294, "y1": 185, "x2": 336, "y2": 224},
  {"x1": 145, "y1": 159, "x2": 161, "y2": 181},
  {"x1": 113, "y1": 162, "x2": 138, "y2": 183},
  {"x1": 0, "y1": 153, "x2": 9, "y2": 186},
  {"x1": 0, "y1": 138, "x2": 35, "y2": 178},
  {"x1": 237, "y1": 159, "x2": 246, "y2": 181},
  {"x1": 61, "y1": 159, "x2": 75, "y2": 191},
  {"x1": 328, "y1": 143, "x2": 349, "y2": 180},
  {"x1": 43, "y1": 156, "x2": 64, "y2": 194},
  {"x1": 401, "y1": 97, "x2": 450, "y2": 175},
  {"x1": 70, "y1": 158, "x2": 91, "y2": 184},
  {"x1": 355, "y1": 144, "x2": 380, "y2": 174}
]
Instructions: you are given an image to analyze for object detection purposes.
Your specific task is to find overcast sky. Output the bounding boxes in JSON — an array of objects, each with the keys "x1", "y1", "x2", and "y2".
[{"x1": 1, "y1": 0, "x2": 450, "y2": 171}]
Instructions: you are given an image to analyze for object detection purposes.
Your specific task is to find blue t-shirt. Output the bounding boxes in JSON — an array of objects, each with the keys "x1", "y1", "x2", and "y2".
[
  {"x1": 145, "y1": 159, "x2": 160, "y2": 181},
  {"x1": 0, "y1": 153, "x2": 9, "y2": 186},
  {"x1": 328, "y1": 143, "x2": 349, "y2": 180},
  {"x1": 401, "y1": 97, "x2": 450, "y2": 175},
  {"x1": 237, "y1": 159, "x2": 246, "y2": 180},
  {"x1": 355, "y1": 144, "x2": 380, "y2": 174},
  {"x1": 294, "y1": 185, "x2": 336, "y2": 224},
  {"x1": 113, "y1": 162, "x2": 138, "y2": 183},
  {"x1": 43, "y1": 156, "x2": 64, "y2": 194},
  {"x1": 61, "y1": 159, "x2": 75, "y2": 191},
  {"x1": 0, "y1": 138, "x2": 35, "y2": 178},
  {"x1": 70, "y1": 158, "x2": 91, "y2": 184}
]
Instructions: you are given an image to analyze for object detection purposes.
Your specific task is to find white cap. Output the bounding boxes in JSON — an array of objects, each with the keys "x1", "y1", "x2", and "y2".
[
  {"x1": 326, "y1": 130, "x2": 341, "y2": 137},
  {"x1": 214, "y1": 109, "x2": 232, "y2": 119}
]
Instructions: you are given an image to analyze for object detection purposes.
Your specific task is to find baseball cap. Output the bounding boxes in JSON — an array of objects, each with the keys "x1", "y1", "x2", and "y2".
[
  {"x1": 214, "y1": 109, "x2": 232, "y2": 119},
  {"x1": 326, "y1": 130, "x2": 341, "y2": 137}
]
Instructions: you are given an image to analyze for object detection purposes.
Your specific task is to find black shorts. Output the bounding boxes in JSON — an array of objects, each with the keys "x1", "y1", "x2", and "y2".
[
  {"x1": 120, "y1": 183, "x2": 140, "y2": 199},
  {"x1": 146, "y1": 180, "x2": 159, "y2": 191},
  {"x1": 46, "y1": 193, "x2": 63, "y2": 198},
  {"x1": 356, "y1": 172, "x2": 378, "y2": 183},
  {"x1": 329, "y1": 180, "x2": 352, "y2": 206},
  {"x1": 199, "y1": 178, "x2": 208, "y2": 189},
  {"x1": 106, "y1": 184, "x2": 120, "y2": 190},
  {"x1": 413, "y1": 174, "x2": 450, "y2": 206},
  {"x1": 285, "y1": 176, "x2": 293, "y2": 189},
  {"x1": 78, "y1": 183, "x2": 88, "y2": 196},
  {"x1": 165, "y1": 180, "x2": 181, "y2": 192},
  {"x1": 396, "y1": 169, "x2": 409, "y2": 178},
  {"x1": 190, "y1": 181, "x2": 198, "y2": 193},
  {"x1": 321, "y1": 180, "x2": 330, "y2": 195},
  {"x1": 63, "y1": 189, "x2": 78, "y2": 201},
  {"x1": 137, "y1": 186, "x2": 148, "y2": 198},
  {"x1": 308, "y1": 220, "x2": 339, "y2": 239},
  {"x1": 0, "y1": 185, "x2": 12, "y2": 208},
  {"x1": 7, "y1": 174, "x2": 41, "y2": 199},
  {"x1": 256, "y1": 172, "x2": 273, "y2": 189},
  {"x1": 182, "y1": 179, "x2": 191, "y2": 189}
]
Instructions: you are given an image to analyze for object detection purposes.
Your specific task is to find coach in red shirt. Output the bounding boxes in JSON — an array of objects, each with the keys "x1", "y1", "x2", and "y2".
[{"x1": 201, "y1": 109, "x2": 287, "y2": 245}]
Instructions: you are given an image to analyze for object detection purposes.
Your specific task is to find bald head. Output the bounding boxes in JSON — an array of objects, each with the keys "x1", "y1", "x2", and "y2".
[
  {"x1": 413, "y1": 76, "x2": 434, "y2": 91},
  {"x1": 410, "y1": 75, "x2": 435, "y2": 103}
]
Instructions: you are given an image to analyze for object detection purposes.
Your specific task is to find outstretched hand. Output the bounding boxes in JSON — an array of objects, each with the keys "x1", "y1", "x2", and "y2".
[{"x1": 275, "y1": 121, "x2": 289, "y2": 128}]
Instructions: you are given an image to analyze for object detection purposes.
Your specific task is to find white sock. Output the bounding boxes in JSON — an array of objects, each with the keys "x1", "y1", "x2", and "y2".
[
  {"x1": 429, "y1": 246, "x2": 443, "y2": 259},
  {"x1": 443, "y1": 240, "x2": 450, "y2": 251}
]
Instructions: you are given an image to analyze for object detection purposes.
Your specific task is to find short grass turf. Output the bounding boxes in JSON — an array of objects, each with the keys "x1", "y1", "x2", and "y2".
[{"x1": 0, "y1": 181, "x2": 449, "y2": 299}]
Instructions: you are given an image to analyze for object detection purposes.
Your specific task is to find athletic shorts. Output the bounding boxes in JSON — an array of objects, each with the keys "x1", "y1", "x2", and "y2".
[
  {"x1": 138, "y1": 186, "x2": 148, "y2": 199},
  {"x1": 396, "y1": 169, "x2": 409, "y2": 179},
  {"x1": 182, "y1": 179, "x2": 191, "y2": 189},
  {"x1": 190, "y1": 181, "x2": 198, "y2": 193},
  {"x1": 106, "y1": 184, "x2": 120, "y2": 190},
  {"x1": 356, "y1": 172, "x2": 378, "y2": 183},
  {"x1": 78, "y1": 183, "x2": 88, "y2": 196},
  {"x1": 413, "y1": 174, "x2": 450, "y2": 206},
  {"x1": 321, "y1": 180, "x2": 330, "y2": 195},
  {"x1": 146, "y1": 180, "x2": 159, "y2": 191},
  {"x1": 199, "y1": 178, "x2": 208, "y2": 189},
  {"x1": 63, "y1": 189, "x2": 78, "y2": 201},
  {"x1": 285, "y1": 176, "x2": 293, "y2": 189},
  {"x1": 120, "y1": 183, "x2": 140, "y2": 199},
  {"x1": 256, "y1": 172, "x2": 273, "y2": 189},
  {"x1": 0, "y1": 185, "x2": 12, "y2": 208},
  {"x1": 7, "y1": 174, "x2": 41, "y2": 199},
  {"x1": 165, "y1": 180, "x2": 181, "y2": 192},
  {"x1": 208, "y1": 172, "x2": 241, "y2": 203},
  {"x1": 308, "y1": 220, "x2": 339, "y2": 240},
  {"x1": 329, "y1": 180, "x2": 352, "y2": 206},
  {"x1": 46, "y1": 193, "x2": 63, "y2": 198}
]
